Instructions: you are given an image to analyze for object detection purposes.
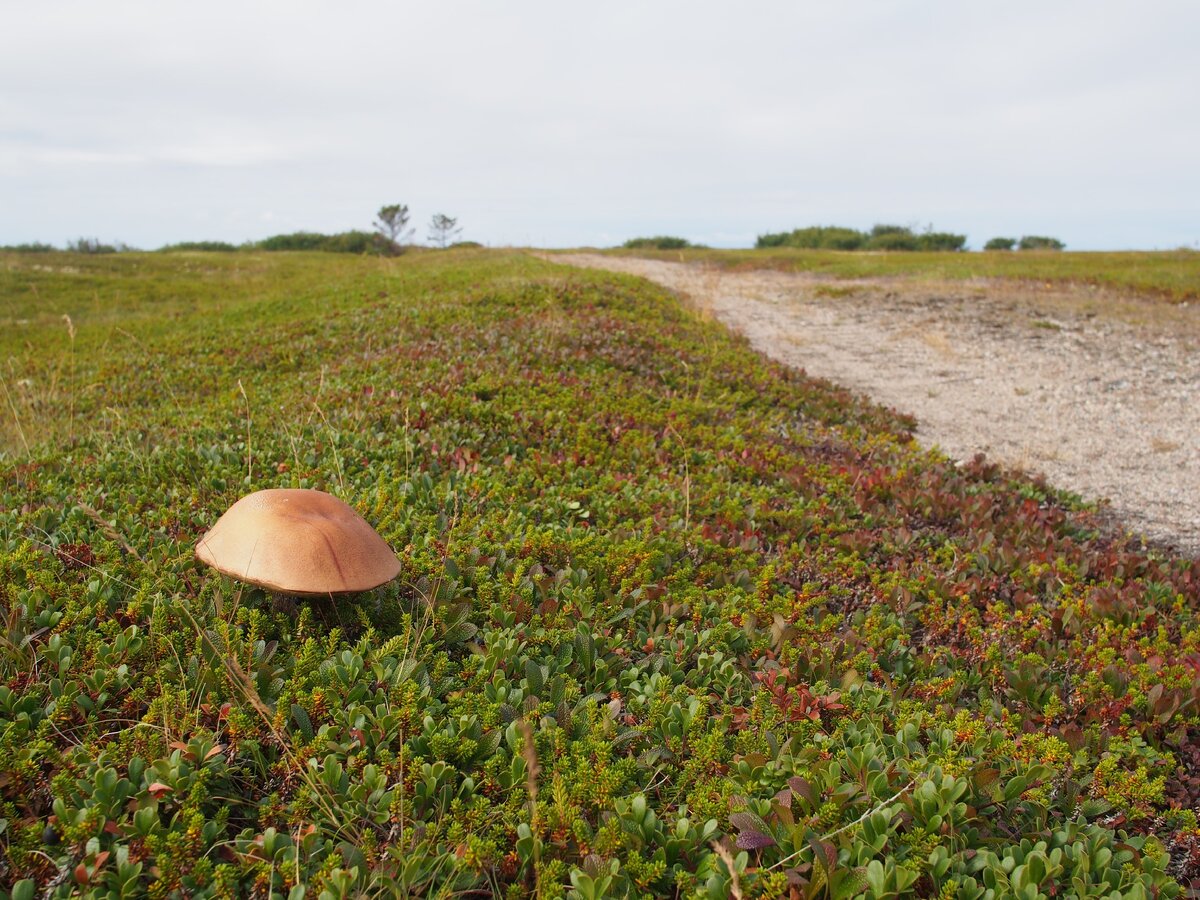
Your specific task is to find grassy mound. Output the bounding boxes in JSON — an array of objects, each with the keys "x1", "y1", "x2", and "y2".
[{"x1": 1, "y1": 251, "x2": 1198, "y2": 897}]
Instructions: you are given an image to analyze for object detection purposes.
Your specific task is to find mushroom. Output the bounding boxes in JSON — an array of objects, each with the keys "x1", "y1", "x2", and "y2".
[{"x1": 195, "y1": 489, "x2": 400, "y2": 596}]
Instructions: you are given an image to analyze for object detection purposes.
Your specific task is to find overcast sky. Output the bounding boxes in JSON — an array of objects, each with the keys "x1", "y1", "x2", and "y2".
[{"x1": 2, "y1": 1, "x2": 1197, "y2": 250}]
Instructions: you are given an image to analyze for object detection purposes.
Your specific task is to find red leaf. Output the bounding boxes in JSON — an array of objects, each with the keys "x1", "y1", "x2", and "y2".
[
  {"x1": 810, "y1": 837, "x2": 837, "y2": 872},
  {"x1": 148, "y1": 782, "x2": 173, "y2": 798},
  {"x1": 788, "y1": 776, "x2": 817, "y2": 806},
  {"x1": 736, "y1": 829, "x2": 778, "y2": 850}
]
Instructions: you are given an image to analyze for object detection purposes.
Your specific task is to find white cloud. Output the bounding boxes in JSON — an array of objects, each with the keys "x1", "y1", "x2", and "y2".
[{"x1": 1, "y1": 0, "x2": 1197, "y2": 248}]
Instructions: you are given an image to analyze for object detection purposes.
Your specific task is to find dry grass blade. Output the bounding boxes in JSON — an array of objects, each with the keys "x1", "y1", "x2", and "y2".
[
  {"x1": 72, "y1": 499, "x2": 143, "y2": 561},
  {"x1": 710, "y1": 839, "x2": 744, "y2": 900}
]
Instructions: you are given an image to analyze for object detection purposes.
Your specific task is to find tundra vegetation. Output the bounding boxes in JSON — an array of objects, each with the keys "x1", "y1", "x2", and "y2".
[
  {"x1": 606, "y1": 245, "x2": 1200, "y2": 303},
  {"x1": 0, "y1": 250, "x2": 1199, "y2": 897},
  {"x1": 755, "y1": 225, "x2": 968, "y2": 253},
  {"x1": 1018, "y1": 237, "x2": 1067, "y2": 252},
  {"x1": 622, "y1": 237, "x2": 700, "y2": 251}
]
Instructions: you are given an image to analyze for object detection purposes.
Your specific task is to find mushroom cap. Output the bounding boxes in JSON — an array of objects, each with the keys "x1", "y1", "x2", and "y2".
[{"x1": 195, "y1": 489, "x2": 400, "y2": 596}]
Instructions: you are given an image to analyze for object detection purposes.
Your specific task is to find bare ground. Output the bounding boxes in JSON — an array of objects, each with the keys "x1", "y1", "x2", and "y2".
[{"x1": 551, "y1": 253, "x2": 1200, "y2": 556}]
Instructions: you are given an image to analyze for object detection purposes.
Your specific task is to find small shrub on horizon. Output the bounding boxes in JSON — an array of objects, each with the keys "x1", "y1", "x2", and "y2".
[
  {"x1": 67, "y1": 237, "x2": 127, "y2": 254},
  {"x1": 756, "y1": 226, "x2": 867, "y2": 250},
  {"x1": 754, "y1": 230, "x2": 789, "y2": 248},
  {"x1": 757, "y1": 225, "x2": 965, "y2": 252},
  {"x1": 1019, "y1": 235, "x2": 1066, "y2": 251},
  {"x1": 866, "y1": 225, "x2": 918, "y2": 251},
  {"x1": 0, "y1": 241, "x2": 57, "y2": 253},
  {"x1": 622, "y1": 235, "x2": 695, "y2": 250},
  {"x1": 321, "y1": 230, "x2": 377, "y2": 254},
  {"x1": 251, "y1": 231, "x2": 378, "y2": 253},
  {"x1": 159, "y1": 240, "x2": 239, "y2": 252},
  {"x1": 254, "y1": 231, "x2": 330, "y2": 252},
  {"x1": 915, "y1": 231, "x2": 967, "y2": 251},
  {"x1": 812, "y1": 227, "x2": 865, "y2": 250},
  {"x1": 985, "y1": 237, "x2": 1017, "y2": 251}
]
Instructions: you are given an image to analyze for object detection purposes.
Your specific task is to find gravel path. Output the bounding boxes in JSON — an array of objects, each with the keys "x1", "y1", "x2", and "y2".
[{"x1": 552, "y1": 253, "x2": 1200, "y2": 556}]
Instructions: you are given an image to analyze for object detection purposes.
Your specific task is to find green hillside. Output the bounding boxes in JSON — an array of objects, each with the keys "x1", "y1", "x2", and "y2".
[{"x1": 0, "y1": 250, "x2": 1197, "y2": 897}]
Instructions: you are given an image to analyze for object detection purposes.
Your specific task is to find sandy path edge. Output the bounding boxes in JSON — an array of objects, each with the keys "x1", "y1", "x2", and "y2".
[{"x1": 547, "y1": 253, "x2": 1200, "y2": 557}]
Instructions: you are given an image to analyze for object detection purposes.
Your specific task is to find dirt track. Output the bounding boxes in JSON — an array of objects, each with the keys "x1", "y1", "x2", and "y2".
[{"x1": 551, "y1": 253, "x2": 1200, "y2": 556}]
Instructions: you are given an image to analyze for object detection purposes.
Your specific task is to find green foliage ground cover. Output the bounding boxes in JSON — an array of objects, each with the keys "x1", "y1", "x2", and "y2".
[
  {"x1": 600, "y1": 247, "x2": 1200, "y2": 303},
  {"x1": 755, "y1": 226, "x2": 966, "y2": 253},
  {"x1": 1, "y1": 250, "x2": 1200, "y2": 898},
  {"x1": 622, "y1": 239, "x2": 700, "y2": 251}
]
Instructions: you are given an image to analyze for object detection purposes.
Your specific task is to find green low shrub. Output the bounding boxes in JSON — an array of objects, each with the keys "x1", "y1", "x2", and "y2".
[
  {"x1": 66, "y1": 237, "x2": 125, "y2": 254},
  {"x1": 1019, "y1": 235, "x2": 1066, "y2": 251},
  {"x1": 757, "y1": 225, "x2": 964, "y2": 252},
  {"x1": 915, "y1": 231, "x2": 967, "y2": 252},
  {"x1": 252, "y1": 231, "x2": 381, "y2": 253},
  {"x1": 158, "y1": 241, "x2": 239, "y2": 252},
  {"x1": 320, "y1": 230, "x2": 377, "y2": 254},
  {"x1": 866, "y1": 226, "x2": 918, "y2": 251},
  {"x1": 757, "y1": 226, "x2": 867, "y2": 250},
  {"x1": 0, "y1": 242, "x2": 57, "y2": 253},
  {"x1": 622, "y1": 236, "x2": 695, "y2": 250},
  {"x1": 0, "y1": 251, "x2": 1196, "y2": 896},
  {"x1": 254, "y1": 231, "x2": 330, "y2": 251}
]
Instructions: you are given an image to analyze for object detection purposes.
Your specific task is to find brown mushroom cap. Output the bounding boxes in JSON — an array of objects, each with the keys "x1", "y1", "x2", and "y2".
[{"x1": 195, "y1": 489, "x2": 400, "y2": 596}]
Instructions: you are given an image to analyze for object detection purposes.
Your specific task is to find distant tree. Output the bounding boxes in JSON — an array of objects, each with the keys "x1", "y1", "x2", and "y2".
[
  {"x1": 984, "y1": 237, "x2": 1016, "y2": 251},
  {"x1": 374, "y1": 204, "x2": 413, "y2": 255},
  {"x1": 1018, "y1": 235, "x2": 1065, "y2": 251},
  {"x1": 428, "y1": 214, "x2": 462, "y2": 249}
]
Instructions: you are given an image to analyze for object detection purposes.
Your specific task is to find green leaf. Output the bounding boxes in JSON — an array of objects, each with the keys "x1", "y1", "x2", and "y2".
[
  {"x1": 525, "y1": 659, "x2": 545, "y2": 696},
  {"x1": 865, "y1": 859, "x2": 886, "y2": 898},
  {"x1": 442, "y1": 620, "x2": 478, "y2": 644},
  {"x1": 291, "y1": 704, "x2": 314, "y2": 740}
]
